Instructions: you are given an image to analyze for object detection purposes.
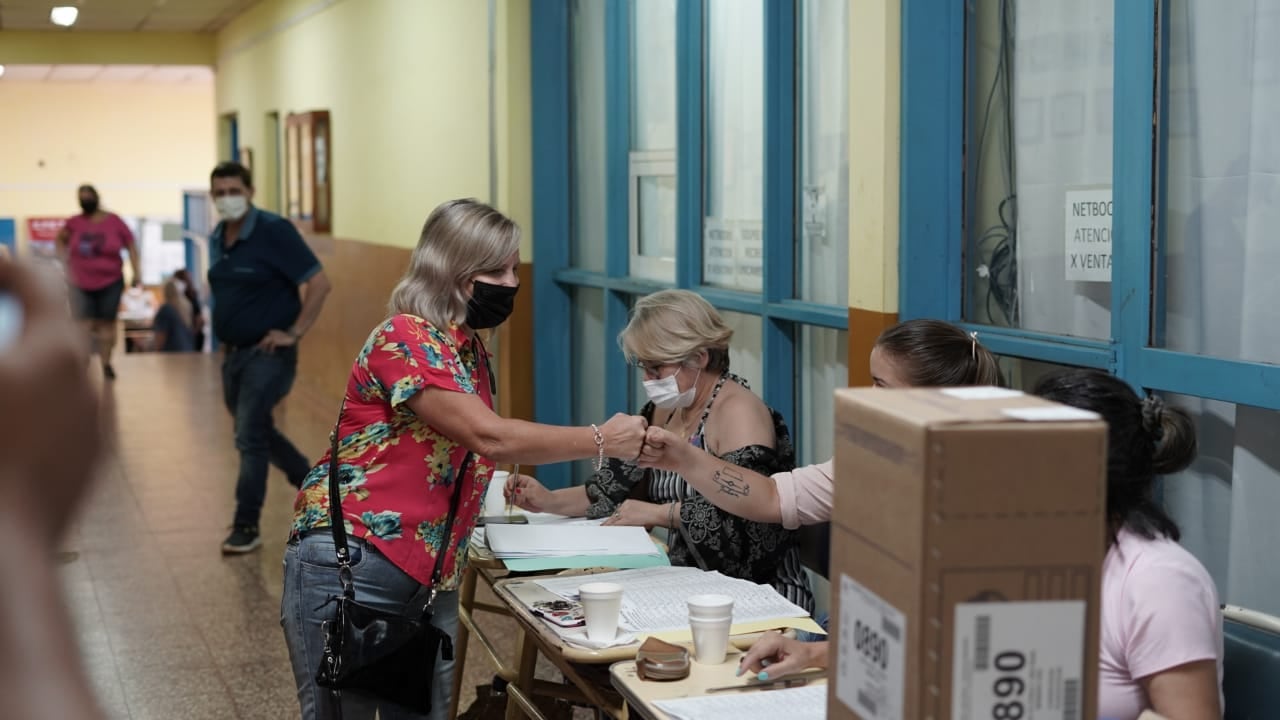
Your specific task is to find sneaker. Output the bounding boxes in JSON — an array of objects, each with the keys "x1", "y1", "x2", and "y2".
[{"x1": 221, "y1": 525, "x2": 261, "y2": 554}]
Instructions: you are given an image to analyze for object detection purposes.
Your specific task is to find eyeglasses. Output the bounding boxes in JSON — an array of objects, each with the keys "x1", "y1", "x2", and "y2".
[{"x1": 633, "y1": 359, "x2": 682, "y2": 378}]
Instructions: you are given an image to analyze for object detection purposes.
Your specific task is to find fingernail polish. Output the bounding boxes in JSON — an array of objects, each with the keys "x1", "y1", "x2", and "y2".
[
  {"x1": 757, "y1": 671, "x2": 769, "y2": 681},
  {"x1": 734, "y1": 666, "x2": 744, "y2": 677}
]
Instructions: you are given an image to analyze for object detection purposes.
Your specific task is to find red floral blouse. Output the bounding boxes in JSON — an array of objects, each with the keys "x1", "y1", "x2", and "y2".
[{"x1": 291, "y1": 314, "x2": 495, "y2": 590}]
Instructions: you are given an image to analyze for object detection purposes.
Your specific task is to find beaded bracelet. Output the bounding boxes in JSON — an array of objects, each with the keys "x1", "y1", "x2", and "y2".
[{"x1": 590, "y1": 423, "x2": 605, "y2": 471}]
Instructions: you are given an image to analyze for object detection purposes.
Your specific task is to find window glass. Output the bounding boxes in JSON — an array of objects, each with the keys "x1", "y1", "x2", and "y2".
[
  {"x1": 1160, "y1": 0, "x2": 1280, "y2": 365},
  {"x1": 571, "y1": 287, "x2": 606, "y2": 485},
  {"x1": 798, "y1": 327, "x2": 848, "y2": 464},
  {"x1": 628, "y1": 0, "x2": 678, "y2": 282},
  {"x1": 798, "y1": 0, "x2": 850, "y2": 305},
  {"x1": 570, "y1": 0, "x2": 607, "y2": 271},
  {"x1": 965, "y1": 0, "x2": 1115, "y2": 339},
  {"x1": 702, "y1": 0, "x2": 764, "y2": 292},
  {"x1": 1160, "y1": 394, "x2": 1280, "y2": 615}
]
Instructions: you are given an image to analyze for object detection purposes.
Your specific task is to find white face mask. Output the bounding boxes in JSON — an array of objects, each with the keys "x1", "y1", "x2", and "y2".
[
  {"x1": 214, "y1": 195, "x2": 249, "y2": 222},
  {"x1": 643, "y1": 366, "x2": 701, "y2": 409}
]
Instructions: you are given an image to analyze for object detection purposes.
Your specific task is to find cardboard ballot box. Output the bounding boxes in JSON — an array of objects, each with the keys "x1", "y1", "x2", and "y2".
[{"x1": 829, "y1": 387, "x2": 1108, "y2": 720}]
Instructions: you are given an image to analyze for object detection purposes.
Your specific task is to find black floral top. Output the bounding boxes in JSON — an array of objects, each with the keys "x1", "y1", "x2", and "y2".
[{"x1": 583, "y1": 373, "x2": 814, "y2": 612}]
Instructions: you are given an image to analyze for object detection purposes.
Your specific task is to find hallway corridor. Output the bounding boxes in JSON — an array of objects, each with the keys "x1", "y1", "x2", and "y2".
[{"x1": 62, "y1": 352, "x2": 541, "y2": 720}]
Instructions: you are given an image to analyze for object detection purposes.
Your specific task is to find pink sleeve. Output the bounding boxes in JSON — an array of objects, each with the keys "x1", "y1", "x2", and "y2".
[
  {"x1": 1123, "y1": 553, "x2": 1222, "y2": 680},
  {"x1": 771, "y1": 460, "x2": 834, "y2": 529}
]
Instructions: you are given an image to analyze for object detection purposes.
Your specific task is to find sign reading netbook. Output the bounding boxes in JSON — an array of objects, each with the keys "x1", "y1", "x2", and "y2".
[{"x1": 829, "y1": 387, "x2": 1107, "y2": 720}]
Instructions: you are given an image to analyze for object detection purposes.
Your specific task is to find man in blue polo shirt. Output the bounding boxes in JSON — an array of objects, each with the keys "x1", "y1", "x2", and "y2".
[{"x1": 207, "y1": 162, "x2": 332, "y2": 554}]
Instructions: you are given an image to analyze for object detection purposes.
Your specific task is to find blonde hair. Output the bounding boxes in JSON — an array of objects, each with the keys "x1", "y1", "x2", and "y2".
[
  {"x1": 162, "y1": 278, "x2": 192, "y2": 328},
  {"x1": 618, "y1": 289, "x2": 733, "y2": 371},
  {"x1": 388, "y1": 199, "x2": 521, "y2": 327}
]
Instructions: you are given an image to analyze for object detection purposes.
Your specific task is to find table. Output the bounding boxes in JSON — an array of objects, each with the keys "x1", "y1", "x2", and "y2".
[
  {"x1": 448, "y1": 544, "x2": 515, "y2": 720},
  {"x1": 610, "y1": 650, "x2": 828, "y2": 720},
  {"x1": 491, "y1": 575, "x2": 779, "y2": 720}
]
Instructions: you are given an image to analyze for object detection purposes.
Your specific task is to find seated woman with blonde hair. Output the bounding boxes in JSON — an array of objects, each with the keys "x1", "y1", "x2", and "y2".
[{"x1": 507, "y1": 289, "x2": 812, "y2": 610}]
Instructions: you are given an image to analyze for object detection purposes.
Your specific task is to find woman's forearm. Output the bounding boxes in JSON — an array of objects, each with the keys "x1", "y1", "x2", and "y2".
[
  {"x1": 542, "y1": 486, "x2": 591, "y2": 516},
  {"x1": 677, "y1": 451, "x2": 783, "y2": 524}
]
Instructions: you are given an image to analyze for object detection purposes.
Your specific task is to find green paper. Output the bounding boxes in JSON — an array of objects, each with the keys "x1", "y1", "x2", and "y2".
[{"x1": 501, "y1": 552, "x2": 671, "y2": 572}]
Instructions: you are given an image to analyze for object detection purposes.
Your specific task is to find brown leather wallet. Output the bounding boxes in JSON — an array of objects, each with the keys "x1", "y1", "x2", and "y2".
[{"x1": 635, "y1": 637, "x2": 690, "y2": 681}]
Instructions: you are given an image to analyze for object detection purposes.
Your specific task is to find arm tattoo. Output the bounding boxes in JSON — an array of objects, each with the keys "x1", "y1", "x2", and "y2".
[{"x1": 711, "y1": 465, "x2": 751, "y2": 498}]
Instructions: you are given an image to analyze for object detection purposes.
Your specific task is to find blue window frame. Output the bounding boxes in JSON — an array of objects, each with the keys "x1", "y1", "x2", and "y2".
[
  {"x1": 900, "y1": 0, "x2": 1280, "y2": 406},
  {"x1": 530, "y1": 0, "x2": 849, "y2": 488}
]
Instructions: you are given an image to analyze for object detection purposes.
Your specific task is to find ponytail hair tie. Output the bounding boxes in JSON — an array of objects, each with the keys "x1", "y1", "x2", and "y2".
[{"x1": 1141, "y1": 394, "x2": 1166, "y2": 439}]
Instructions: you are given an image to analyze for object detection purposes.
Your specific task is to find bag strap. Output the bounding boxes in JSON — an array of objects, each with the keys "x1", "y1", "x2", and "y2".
[{"x1": 327, "y1": 398, "x2": 474, "y2": 605}]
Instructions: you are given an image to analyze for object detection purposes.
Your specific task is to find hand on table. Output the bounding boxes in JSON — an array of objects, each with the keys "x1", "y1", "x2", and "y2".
[
  {"x1": 737, "y1": 631, "x2": 828, "y2": 681},
  {"x1": 600, "y1": 499, "x2": 668, "y2": 530}
]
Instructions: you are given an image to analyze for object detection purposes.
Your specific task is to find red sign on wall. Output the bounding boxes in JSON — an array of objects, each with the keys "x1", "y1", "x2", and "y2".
[{"x1": 26, "y1": 217, "x2": 65, "y2": 256}]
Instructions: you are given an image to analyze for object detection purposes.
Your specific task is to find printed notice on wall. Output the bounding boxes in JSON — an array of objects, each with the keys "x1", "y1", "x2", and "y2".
[
  {"x1": 703, "y1": 219, "x2": 736, "y2": 288},
  {"x1": 837, "y1": 574, "x2": 906, "y2": 720},
  {"x1": 1064, "y1": 186, "x2": 1112, "y2": 282},
  {"x1": 952, "y1": 601, "x2": 1086, "y2": 720}
]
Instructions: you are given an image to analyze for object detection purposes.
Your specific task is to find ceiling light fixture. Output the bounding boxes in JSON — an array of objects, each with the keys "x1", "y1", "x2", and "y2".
[
  {"x1": 50, "y1": 6, "x2": 79, "y2": 28},
  {"x1": 0, "y1": 65, "x2": 6, "y2": 79}
]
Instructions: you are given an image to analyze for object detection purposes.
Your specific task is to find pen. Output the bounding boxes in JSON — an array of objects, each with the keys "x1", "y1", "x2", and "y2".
[
  {"x1": 506, "y1": 463, "x2": 519, "y2": 515},
  {"x1": 705, "y1": 669, "x2": 826, "y2": 693}
]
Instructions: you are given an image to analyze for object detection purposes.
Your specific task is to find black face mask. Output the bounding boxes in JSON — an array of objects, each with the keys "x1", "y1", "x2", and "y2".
[
  {"x1": 80, "y1": 199, "x2": 99, "y2": 215},
  {"x1": 465, "y1": 280, "x2": 519, "y2": 329}
]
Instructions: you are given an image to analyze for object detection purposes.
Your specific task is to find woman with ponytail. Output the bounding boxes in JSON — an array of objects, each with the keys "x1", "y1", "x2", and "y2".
[{"x1": 1034, "y1": 370, "x2": 1222, "y2": 720}]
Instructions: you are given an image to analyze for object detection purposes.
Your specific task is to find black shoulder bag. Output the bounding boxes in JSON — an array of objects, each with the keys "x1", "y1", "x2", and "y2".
[{"x1": 315, "y1": 401, "x2": 473, "y2": 715}]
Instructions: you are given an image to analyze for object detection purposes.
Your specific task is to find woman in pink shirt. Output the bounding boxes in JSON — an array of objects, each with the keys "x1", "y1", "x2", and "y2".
[
  {"x1": 56, "y1": 184, "x2": 140, "y2": 380},
  {"x1": 1035, "y1": 370, "x2": 1222, "y2": 719}
]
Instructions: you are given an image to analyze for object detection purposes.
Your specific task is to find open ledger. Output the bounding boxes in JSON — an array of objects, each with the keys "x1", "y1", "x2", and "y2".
[{"x1": 652, "y1": 684, "x2": 826, "y2": 720}]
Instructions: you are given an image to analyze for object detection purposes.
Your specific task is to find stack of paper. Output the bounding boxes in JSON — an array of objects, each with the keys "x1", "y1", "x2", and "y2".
[
  {"x1": 653, "y1": 684, "x2": 826, "y2": 720},
  {"x1": 484, "y1": 524, "x2": 661, "y2": 559}
]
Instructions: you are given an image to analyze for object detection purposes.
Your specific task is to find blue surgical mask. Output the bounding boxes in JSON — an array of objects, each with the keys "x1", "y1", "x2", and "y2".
[{"x1": 643, "y1": 366, "x2": 701, "y2": 409}]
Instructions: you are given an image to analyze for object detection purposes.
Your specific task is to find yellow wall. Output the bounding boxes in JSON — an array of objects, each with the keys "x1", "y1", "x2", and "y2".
[
  {"x1": 847, "y1": 0, "x2": 901, "y2": 315},
  {"x1": 0, "y1": 80, "x2": 216, "y2": 250},
  {"x1": 215, "y1": 0, "x2": 532, "y2": 251}
]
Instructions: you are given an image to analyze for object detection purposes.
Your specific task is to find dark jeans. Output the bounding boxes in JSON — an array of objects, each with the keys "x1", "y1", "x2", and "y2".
[
  {"x1": 222, "y1": 345, "x2": 312, "y2": 527},
  {"x1": 281, "y1": 535, "x2": 459, "y2": 720}
]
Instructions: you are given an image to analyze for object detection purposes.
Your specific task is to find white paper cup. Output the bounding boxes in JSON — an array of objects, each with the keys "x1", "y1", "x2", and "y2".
[
  {"x1": 689, "y1": 616, "x2": 733, "y2": 664},
  {"x1": 687, "y1": 593, "x2": 734, "y2": 620},
  {"x1": 578, "y1": 582, "x2": 624, "y2": 642},
  {"x1": 484, "y1": 470, "x2": 511, "y2": 516}
]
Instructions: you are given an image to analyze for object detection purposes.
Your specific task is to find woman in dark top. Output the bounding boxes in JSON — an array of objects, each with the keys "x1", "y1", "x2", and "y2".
[
  {"x1": 507, "y1": 289, "x2": 813, "y2": 611},
  {"x1": 151, "y1": 278, "x2": 195, "y2": 352}
]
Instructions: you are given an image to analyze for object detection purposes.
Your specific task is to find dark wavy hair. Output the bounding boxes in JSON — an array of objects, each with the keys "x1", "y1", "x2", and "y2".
[{"x1": 1033, "y1": 369, "x2": 1196, "y2": 543}]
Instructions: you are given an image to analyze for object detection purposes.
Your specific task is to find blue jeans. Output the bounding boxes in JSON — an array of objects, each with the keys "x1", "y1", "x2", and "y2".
[
  {"x1": 222, "y1": 345, "x2": 311, "y2": 527},
  {"x1": 281, "y1": 534, "x2": 460, "y2": 720}
]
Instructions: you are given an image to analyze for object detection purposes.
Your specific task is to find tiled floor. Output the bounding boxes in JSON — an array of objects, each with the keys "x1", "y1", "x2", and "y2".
[{"x1": 63, "y1": 353, "x2": 559, "y2": 719}]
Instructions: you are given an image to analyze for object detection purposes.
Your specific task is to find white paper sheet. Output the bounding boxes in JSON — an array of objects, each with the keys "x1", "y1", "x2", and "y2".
[
  {"x1": 534, "y1": 567, "x2": 809, "y2": 633},
  {"x1": 653, "y1": 684, "x2": 827, "y2": 720},
  {"x1": 485, "y1": 524, "x2": 659, "y2": 558}
]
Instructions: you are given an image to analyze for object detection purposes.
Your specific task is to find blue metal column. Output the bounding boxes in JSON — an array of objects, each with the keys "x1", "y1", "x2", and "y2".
[
  {"x1": 675, "y1": 0, "x2": 704, "y2": 290},
  {"x1": 762, "y1": 0, "x2": 797, "y2": 427},
  {"x1": 1110, "y1": 0, "x2": 1157, "y2": 389},
  {"x1": 530, "y1": 0, "x2": 574, "y2": 488},
  {"x1": 603, "y1": 0, "x2": 634, "y2": 416}
]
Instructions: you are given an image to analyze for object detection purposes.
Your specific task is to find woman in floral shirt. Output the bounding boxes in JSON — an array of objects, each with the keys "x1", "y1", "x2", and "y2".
[{"x1": 281, "y1": 199, "x2": 647, "y2": 720}]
